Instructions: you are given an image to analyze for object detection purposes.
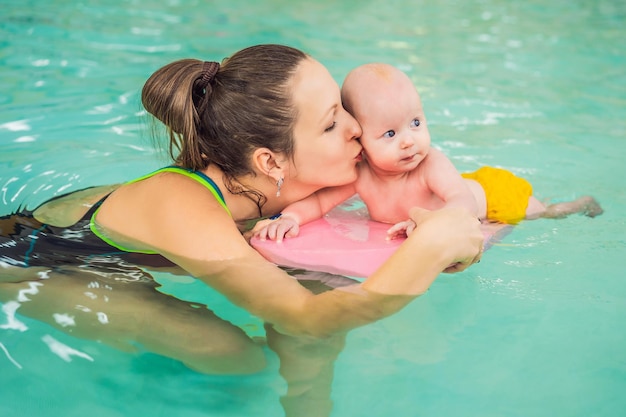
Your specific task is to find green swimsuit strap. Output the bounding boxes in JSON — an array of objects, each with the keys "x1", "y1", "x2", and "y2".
[{"x1": 90, "y1": 166, "x2": 231, "y2": 254}]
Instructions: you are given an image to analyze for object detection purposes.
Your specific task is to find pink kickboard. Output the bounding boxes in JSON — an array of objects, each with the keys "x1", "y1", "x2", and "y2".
[{"x1": 251, "y1": 214, "x2": 510, "y2": 277}]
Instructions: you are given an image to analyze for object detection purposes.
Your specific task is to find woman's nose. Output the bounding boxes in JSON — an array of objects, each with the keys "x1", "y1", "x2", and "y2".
[{"x1": 346, "y1": 112, "x2": 362, "y2": 140}]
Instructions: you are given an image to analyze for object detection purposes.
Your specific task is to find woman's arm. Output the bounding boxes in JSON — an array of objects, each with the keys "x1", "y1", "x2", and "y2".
[
  {"x1": 98, "y1": 175, "x2": 483, "y2": 338},
  {"x1": 166, "y1": 210, "x2": 481, "y2": 338},
  {"x1": 265, "y1": 323, "x2": 346, "y2": 417}
]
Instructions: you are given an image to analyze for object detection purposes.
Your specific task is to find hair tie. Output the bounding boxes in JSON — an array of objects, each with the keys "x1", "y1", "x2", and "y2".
[{"x1": 197, "y1": 61, "x2": 220, "y2": 93}]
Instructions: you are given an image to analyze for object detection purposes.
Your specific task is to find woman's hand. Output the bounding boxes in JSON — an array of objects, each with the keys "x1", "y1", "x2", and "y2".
[{"x1": 408, "y1": 206, "x2": 484, "y2": 273}]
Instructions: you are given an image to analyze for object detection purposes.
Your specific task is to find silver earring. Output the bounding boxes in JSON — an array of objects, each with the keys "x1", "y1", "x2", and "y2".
[{"x1": 276, "y1": 177, "x2": 284, "y2": 197}]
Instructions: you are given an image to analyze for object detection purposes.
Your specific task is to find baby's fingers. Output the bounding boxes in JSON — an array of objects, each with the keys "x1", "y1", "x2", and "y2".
[
  {"x1": 386, "y1": 220, "x2": 414, "y2": 240},
  {"x1": 255, "y1": 225, "x2": 272, "y2": 241},
  {"x1": 259, "y1": 219, "x2": 298, "y2": 243},
  {"x1": 405, "y1": 221, "x2": 417, "y2": 237}
]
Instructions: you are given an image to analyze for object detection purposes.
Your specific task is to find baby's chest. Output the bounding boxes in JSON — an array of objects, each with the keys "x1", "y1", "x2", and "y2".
[
  {"x1": 358, "y1": 181, "x2": 442, "y2": 223},
  {"x1": 358, "y1": 186, "x2": 416, "y2": 223}
]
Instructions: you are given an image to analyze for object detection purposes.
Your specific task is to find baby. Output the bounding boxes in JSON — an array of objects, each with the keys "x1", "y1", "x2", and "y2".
[{"x1": 255, "y1": 63, "x2": 602, "y2": 241}]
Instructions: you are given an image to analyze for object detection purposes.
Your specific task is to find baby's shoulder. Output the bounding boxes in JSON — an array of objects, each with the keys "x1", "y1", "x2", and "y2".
[
  {"x1": 424, "y1": 147, "x2": 450, "y2": 162},
  {"x1": 420, "y1": 148, "x2": 457, "y2": 174}
]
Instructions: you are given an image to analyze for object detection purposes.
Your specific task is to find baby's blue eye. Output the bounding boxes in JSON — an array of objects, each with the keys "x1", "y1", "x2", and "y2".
[
  {"x1": 411, "y1": 118, "x2": 421, "y2": 127},
  {"x1": 383, "y1": 130, "x2": 396, "y2": 138}
]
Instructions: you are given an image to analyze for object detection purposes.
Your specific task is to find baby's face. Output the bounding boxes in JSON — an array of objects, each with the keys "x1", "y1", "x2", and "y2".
[{"x1": 356, "y1": 80, "x2": 432, "y2": 175}]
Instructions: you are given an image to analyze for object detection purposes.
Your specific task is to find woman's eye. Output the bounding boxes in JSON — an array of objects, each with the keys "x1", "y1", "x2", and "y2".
[
  {"x1": 411, "y1": 118, "x2": 421, "y2": 128},
  {"x1": 324, "y1": 121, "x2": 336, "y2": 132},
  {"x1": 383, "y1": 130, "x2": 396, "y2": 138}
]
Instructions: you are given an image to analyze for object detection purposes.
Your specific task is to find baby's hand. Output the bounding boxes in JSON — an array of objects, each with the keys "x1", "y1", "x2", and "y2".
[
  {"x1": 253, "y1": 215, "x2": 300, "y2": 243},
  {"x1": 386, "y1": 219, "x2": 417, "y2": 240}
]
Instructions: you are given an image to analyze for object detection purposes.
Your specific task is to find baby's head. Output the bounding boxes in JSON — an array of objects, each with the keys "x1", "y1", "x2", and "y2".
[
  {"x1": 342, "y1": 63, "x2": 420, "y2": 125},
  {"x1": 341, "y1": 64, "x2": 431, "y2": 173}
]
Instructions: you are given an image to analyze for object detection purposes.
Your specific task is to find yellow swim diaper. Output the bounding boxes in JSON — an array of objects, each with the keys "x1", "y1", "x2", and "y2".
[{"x1": 461, "y1": 166, "x2": 533, "y2": 224}]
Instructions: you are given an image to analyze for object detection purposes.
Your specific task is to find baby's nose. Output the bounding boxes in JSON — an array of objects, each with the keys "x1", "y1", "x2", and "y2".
[{"x1": 400, "y1": 134, "x2": 415, "y2": 148}]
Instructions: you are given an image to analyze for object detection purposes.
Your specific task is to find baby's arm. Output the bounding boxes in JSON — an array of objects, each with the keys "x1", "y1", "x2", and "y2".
[
  {"x1": 254, "y1": 184, "x2": 357, "y2": 242},
  {"x1": 423, "y1": 148, "x2": 479, "y2": 215}
]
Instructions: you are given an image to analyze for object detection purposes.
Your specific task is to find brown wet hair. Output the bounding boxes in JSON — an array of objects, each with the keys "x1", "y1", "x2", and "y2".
[{"x1": 141, "y1": 44, "x2": 309, "y2": 212}]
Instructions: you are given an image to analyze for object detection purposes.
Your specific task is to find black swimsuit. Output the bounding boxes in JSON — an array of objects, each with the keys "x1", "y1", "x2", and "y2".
[
  {"x1": 0, "y1": 197, "x2": 173, "y2": 269},
  {"x1": 0, "y1": 166, "x2": 229, "y2": 270}
]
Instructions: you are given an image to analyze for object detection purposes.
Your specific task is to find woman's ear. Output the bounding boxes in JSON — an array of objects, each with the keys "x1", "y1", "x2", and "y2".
[{"x1": 252, "y1": 148, "x2": 285, "y2": 182}]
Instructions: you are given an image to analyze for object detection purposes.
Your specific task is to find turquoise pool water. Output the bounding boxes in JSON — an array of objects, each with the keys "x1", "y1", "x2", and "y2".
[{"x1": 1, "y1": 1, "x2": 625, "y2": 416}]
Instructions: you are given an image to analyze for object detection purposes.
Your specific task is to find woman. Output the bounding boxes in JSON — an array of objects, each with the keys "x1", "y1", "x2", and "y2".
[{"x1": 0, "y1": 45, "x2": 483, "y2": 380}]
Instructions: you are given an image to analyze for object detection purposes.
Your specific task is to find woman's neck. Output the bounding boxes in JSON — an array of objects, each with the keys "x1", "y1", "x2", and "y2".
[{"x1": 200, "y1": 165, "x2": 285, "y2": 222}]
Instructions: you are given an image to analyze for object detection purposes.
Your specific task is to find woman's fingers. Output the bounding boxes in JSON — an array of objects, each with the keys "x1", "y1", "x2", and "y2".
[{"x1": 408, "y1": 206, "x2": 484, "y2": 272}]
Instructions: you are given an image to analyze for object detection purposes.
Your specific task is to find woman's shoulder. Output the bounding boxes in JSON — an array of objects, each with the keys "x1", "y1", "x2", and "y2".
[
  {"x1": 104, "y1": 169, "x2": 229, "y2": 217},
  {"x1": 96, "y1": 170, "x2": 241, "y2": 260}
]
